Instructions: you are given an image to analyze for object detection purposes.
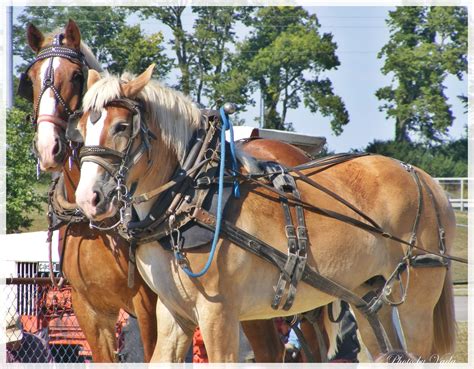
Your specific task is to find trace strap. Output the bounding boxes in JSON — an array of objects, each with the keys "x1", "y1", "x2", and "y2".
[{"x1": 177, "y1": 107, "x2": 239, "y2": 277}]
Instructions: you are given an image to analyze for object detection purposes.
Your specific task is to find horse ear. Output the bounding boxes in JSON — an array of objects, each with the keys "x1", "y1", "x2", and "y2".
[
  {"x1": 121, "y1": 64, "x2": 155, "y2": 99},
  {"x1": 27, "y1": 23, "x2": 44, "y2": 53},
  {"x1": 64, "y1": 19, "x2": 81, "y2": 49},
  {"x1": 87, "y1": 70, "x2": 101, "y2": 90}
]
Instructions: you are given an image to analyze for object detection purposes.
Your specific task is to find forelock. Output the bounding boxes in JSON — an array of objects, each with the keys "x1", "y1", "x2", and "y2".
[{"x1": 82, "y1": 72, "x2": 121, "y2": 112}]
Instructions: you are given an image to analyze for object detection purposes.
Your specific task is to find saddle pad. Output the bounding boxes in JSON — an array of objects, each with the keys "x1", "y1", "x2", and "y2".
[{"x1": 159, "y1": 183, "x2": 233, "y2": 250}]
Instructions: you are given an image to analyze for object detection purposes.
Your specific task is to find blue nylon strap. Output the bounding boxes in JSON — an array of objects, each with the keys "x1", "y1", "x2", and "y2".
[
  {"x1": 178, "y1": 107, "x2": 239, "y2": 277},
  {"x1": 220, "y1": 107, "x2": 240, "y2": 198}
]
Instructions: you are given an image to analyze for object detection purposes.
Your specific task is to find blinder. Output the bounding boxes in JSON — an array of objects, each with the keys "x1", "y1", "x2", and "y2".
[
  {"x1": 18, "y1": 69, "x2": 34, "y2": 102},
  {"x1": 17, "y1": 35, "x2": 89, "y2": 125},
  {"x1": 66, "y1": 99, "x2": 143, "y2": 145},
  {"x1": 106, "y1": 98, "x2": 143, "y2": 139},
  {"x1": 66, "y1": 110, "x2": 84, "y2": 143}
]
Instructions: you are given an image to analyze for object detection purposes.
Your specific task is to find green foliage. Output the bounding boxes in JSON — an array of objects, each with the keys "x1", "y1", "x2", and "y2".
[
  {"x1": 107, "y1": 25, "x2": 172, "y2": 77},
  {"x1": 365, "y1": 139, "x2": 467, "y2": 177},
  {"x1": 137, "y1": 6, "x2": 253, "y2": 106},
  {"x1": 237, "y1": 7, "x2": 349, "y2": 132},
  {"x1": 137, "y1": 7, "x2": 191, "y2": 93},
  {"x1": 14, "y1": 7, "x2": 171, "y2": 78},
  {"x1": 14, "y1": 7, "x2": 127, "y2": 68},
  {"x1": 190, "y1": 7, "x2": 254, "y2": 106},
  {"x1": 6, "y1": 109, "x2": 45, "y2": 233},
  {"x1": 137, "y1": 6, "x2": 348, "y2": 133},
  {"x1": 376, "y1": 6, "x2": 467, "y2": 143}
]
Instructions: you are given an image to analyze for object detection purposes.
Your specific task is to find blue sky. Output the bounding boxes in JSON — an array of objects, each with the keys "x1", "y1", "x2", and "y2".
[{"x1": 13, "y1": 5, "x2": 468, "y2": 152}]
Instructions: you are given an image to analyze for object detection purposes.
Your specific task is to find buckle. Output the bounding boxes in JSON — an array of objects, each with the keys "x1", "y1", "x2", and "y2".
[
  {"x1": 285, "y1": 225, "x2": 296, "y2": 238},
  {"x1": 296, "y1": 226, "x2": 308, "y2": 240},
  {"x1": 195, "y1": 176, "x2": 211, "y2": 188}
]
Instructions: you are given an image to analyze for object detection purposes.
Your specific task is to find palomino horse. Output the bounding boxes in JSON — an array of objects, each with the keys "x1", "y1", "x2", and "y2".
[
  {"x1": 24, "y1": 21, "x2": 329, "y2": 362},
  {"x1": 73, "y1": 65, "x2": 456, "y2": 362},
  {"x1": 23, "y1": 20, "x2": 158, "y2": 362}
]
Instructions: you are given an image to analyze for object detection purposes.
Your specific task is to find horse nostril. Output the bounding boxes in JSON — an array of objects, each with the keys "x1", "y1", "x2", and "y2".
[
  {"x1": 52, "y1": 138, "x2": 60, "y2": 156},
  {"x1": 92, "y1": 191, "x2": 101, "y2": 207}
]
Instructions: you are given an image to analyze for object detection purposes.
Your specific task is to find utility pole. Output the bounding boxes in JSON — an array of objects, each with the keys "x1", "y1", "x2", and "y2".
[{"x1": 6, "y1": 6, "x2": 13, "y2": 109}]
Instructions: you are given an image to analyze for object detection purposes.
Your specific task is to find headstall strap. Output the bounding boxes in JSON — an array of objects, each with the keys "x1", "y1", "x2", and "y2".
[{"x1": 18, "y1": 33, "x2": 88, "y2": 126}]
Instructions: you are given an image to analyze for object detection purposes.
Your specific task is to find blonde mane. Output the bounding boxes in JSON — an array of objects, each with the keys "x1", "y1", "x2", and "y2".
[{"x1": 83, "y1": 72, "x2": 202, "y2": 164}]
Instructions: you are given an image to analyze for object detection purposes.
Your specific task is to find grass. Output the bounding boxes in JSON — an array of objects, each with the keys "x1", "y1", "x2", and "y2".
[
  {"x1": 21, "y1": 180, "x2": 50, "y2": 232},
  {"x1": 452, "y1": 211, "x2": 468, "y2": 285}
]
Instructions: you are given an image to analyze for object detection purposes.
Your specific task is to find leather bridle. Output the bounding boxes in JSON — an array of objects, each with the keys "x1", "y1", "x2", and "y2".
[
  {"x1": 70, "y1": 98, "x2": 156, "y2": 227},
  {"x1": 18, "y1": 33, "x2": 88, "y2": 130}
]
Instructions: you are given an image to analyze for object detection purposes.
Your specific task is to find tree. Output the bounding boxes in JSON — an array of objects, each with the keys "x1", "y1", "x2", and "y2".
[
  {"x1": 107, "y1": 25, "x2": 172, "y2": 78},
  {"x1": 137, "y1": 6, "x2": 252, "y2": 106},
  {"x1": 365, "y1": 139, "x2": 467, "y2": 177},
  {"x1": 13, "y1": 7, "x2": 171, "y2": 78},
  {"x1": 237, "y1": 7, "x2": 349, "y2": 132},
  {"x1": 6, "y1": 108, "x2": 45, "y2": 233},
  {"x1": 137, "y1": 7, "x2": 192, "y2": 94},
  {"x1": 189, "y1": 7, "x2": 254, "y2": 106},
  {"x1": 376, "y1": 6, "x2": 467, "y2": 144}
]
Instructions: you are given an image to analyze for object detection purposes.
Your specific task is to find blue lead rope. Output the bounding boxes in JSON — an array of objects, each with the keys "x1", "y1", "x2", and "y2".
[{"x1": 177, "y1": 107, "x2": 240, "y2": 278}]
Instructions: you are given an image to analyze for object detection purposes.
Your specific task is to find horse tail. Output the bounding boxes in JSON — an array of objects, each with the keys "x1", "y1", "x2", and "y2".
[
  {"x1": 432, "y1": 265, "x2": 457, "y2": 356},
  {"x1": 417, "y1": 169, "x2": 457, "y2": 356}
]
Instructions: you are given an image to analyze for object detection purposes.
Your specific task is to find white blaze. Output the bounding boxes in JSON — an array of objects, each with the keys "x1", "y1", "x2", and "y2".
[
  {"x1": 35, "y1": 58, "x2": 62, "y2": 170},
  {"x1": 75, "y1": 109, "x2": 108, "y2": 218},
  {"x1": 37, "y1": 58, "x2": 61, "y2": 116}
]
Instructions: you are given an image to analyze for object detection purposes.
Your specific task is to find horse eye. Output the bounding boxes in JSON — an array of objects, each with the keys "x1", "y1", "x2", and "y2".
[
  {"x1": 114, "y1": 123, "x2": 129, "y2": 134},
  {"x1": 71, "y1": 72, "x2": 83, "y2": 83}
]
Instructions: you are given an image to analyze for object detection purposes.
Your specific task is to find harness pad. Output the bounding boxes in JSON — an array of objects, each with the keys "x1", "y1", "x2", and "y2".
[{"x1": 159, "y1": 183, "x2": 233, "y2": 250}]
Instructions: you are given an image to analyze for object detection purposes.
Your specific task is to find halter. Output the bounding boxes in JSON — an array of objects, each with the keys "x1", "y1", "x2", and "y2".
[{"x1": 18, "y1": 33, "x2": 88, "y2": 130}]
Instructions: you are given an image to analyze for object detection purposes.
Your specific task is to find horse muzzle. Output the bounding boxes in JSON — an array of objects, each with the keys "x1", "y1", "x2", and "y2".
[
  {"x1": 76, "y1": 177, "x2": 119, "y2": 221},
  {"x1": 34, "y1": 135, "x2": 67, "y2": 172}
]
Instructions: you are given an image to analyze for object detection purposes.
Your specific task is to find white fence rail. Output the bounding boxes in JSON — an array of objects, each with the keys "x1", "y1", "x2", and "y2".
[{"x1": 435, "y1": 177, "x2": 471, "y2": 211}]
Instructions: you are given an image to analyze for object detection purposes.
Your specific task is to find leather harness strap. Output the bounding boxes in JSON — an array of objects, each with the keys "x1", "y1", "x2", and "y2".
[
  {"x1": 233, "y1": 169, "x2": 466, "y2": 265},
  {"x1": 270, "y1": 164, "x2": 304, "y2": 311},
  {"x1": 19, "y1": 34, "x2": 88, "y2": 127},
  {"x1": 192, "y1": 206, "x2": 392, "y2": 353}
]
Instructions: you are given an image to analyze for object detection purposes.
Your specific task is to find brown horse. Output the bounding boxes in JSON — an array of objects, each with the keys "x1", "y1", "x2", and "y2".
[
  {"x1": 24, "y1": 21, "x2": 158, "y2": 362},
  {"x1": 25, "y1": 21, "x2": 331, "y2": 362},
  {"x1": 74, "y1": 66, "x2": 456, "y2": 362}
]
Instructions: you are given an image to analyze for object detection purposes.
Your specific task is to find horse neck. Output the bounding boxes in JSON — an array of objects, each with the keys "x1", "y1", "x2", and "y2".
[
  {"x1": 132, "y1": 144, "x2": 180, "y2": 221},
  {"x1": 61, "y1": 158, "x2": 81, "y2": 203}
]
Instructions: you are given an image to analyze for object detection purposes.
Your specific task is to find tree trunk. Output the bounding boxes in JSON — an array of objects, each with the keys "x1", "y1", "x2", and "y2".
[{"x1": 395, "y1": 117, "x2": 410, "y2": 142}]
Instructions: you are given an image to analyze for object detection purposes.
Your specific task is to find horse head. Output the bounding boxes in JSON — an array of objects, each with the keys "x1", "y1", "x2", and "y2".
[
  {"x1": 75, "y1": 64, "x2": 197, "y2": 221},
  {"x1": 22, "y1": 20, "x2": 93, "y2": 171}
]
